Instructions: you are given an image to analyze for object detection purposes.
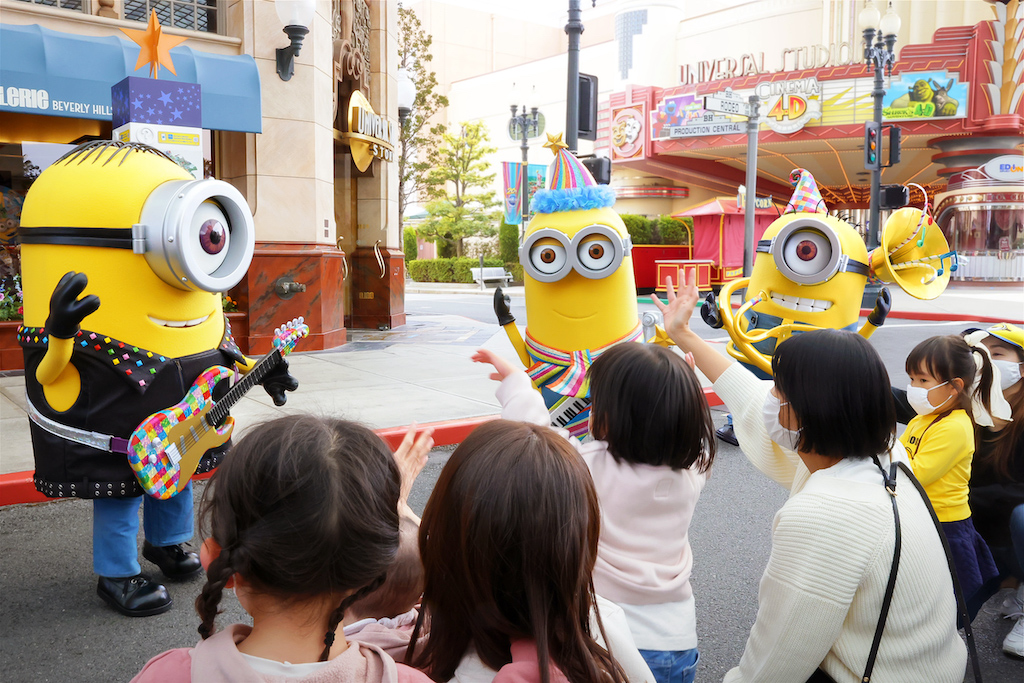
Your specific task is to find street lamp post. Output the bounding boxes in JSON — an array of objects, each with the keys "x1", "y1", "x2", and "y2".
[
  {"x1": 859, "y1": 1, "x2": 901, "y2": 252},
  {"x1": 859, "y1": 1, "x2": 900, "y2": 307},
  {"x1": 510, "y1": 104, "x2": 540, "y2": 233},
  {"x1": 565, "y1": 0, "x2": 596, "y2": 153}
]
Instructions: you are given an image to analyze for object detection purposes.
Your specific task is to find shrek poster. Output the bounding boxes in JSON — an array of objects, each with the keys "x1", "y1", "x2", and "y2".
[{"x1": 883, "y1": 71, "x2": 968, "y2": 120}]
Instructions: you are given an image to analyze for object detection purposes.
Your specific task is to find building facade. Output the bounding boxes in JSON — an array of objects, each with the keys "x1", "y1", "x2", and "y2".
[
  {"x1": 422, "y1": 0, "x2": 1022, "y2": 281},
  {"x1": 1, "y1": 0, "x2": 406, "y2": 371}
]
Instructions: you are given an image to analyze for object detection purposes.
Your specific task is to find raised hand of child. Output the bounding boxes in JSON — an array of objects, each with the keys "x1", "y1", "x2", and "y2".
[
  {"x1": 394, "y1": 423, "x2": 434, "y2": 509},
  {"x1": 650, "y1": 270, "x2": 700, "y2": 343},
  {"x1": 472, "y1": 348, "x2": 518, "y2": 381}
]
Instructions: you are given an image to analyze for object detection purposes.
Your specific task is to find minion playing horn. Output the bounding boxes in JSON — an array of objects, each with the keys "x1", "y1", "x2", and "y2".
[
  {"x1": 17, "y1": 141, "x2": 298, "y2": 617},
  {"x1": 494, "y1": 133, "x2": 642, "y2": 439}
]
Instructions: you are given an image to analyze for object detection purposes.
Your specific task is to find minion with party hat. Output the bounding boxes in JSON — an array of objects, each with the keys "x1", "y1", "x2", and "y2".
[
  {"x1": 494, "y1": 133, "x2": 643, "y2": 439},
  {"x1": 702, "y1": 169, "x2": 892, "y2": 383}
]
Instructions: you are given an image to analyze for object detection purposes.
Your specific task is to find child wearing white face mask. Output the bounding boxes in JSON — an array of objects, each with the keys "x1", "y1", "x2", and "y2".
[{"x1": 899, "y1": 335, "x2": 1000, "y2": 618}]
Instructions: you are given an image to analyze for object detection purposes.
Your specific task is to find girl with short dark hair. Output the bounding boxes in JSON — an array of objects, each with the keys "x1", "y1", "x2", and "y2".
[
  {"x1": 651, "y1": 271, "x2": 967, "y2": 683},
  {"x1": 474, "y1": 342, "x2": 715, "y2": 683}
]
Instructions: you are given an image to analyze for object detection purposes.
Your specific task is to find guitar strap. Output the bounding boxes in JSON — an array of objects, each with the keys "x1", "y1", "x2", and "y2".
[{"x1": 25, "y1": 395, "x2": 130, "y2": 454}]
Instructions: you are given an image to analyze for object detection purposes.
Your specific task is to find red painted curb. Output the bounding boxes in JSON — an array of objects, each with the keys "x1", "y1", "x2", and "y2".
[
  {"x1": 0, "y1": 392, "x2": 727, "y2": 507},
  {"x1": 858, "y1": 308, "x2": 1023, "y2": 325},
  {"x1": 0, "y1": 415, "x2": 502, "y2": 508}
]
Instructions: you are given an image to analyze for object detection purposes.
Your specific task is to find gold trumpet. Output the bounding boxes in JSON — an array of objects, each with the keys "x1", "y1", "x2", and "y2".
[{"x1": 869, "y1": 206, "x2": 957, "y2": 300}]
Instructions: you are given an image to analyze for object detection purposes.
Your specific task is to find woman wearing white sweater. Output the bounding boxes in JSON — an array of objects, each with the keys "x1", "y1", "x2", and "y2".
[{"x1": 652, "y1": 272, "x2": 967, "y2": 683}]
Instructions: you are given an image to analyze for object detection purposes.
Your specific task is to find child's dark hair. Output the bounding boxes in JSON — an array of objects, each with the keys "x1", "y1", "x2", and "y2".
[
  {"x1": 409, "y1": 420, "x2": 628, "y2": 683},
  {"x1": 906, "y1": 335, "x2": 994, "y2": 417},
  {"x1": 773, "y1": 329, "x2": 896, "y2": 459},
  {"x1": 588, "y1": 343, "x2": 715, "y2": 471},
  {"x1": 195, "y1": 415, "x2": 401, "y2": 661}
]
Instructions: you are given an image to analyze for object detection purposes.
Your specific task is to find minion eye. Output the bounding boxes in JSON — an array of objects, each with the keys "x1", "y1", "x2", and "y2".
[
  {"x1": 190, "y1": 201, "x2": 231, "y2": 274},
  {"x1": 577, "y1": 238, "x2": 615, "y2": 271},
  {"x1": 782, "y1": 229, "x2": 832, "y2": 276},
  {"x1": 530, "y1": 242, "x2": 567, "y2": 274}
]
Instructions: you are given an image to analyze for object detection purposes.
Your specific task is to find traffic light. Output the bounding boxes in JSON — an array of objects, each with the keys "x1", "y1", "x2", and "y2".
[
  {"x1": 886, "y1": 125, "x2": 902, "y2": 167},
  {"x1": 864, "y1": 121, "x2": 881, "y2": 171},
  {"x1": 579, "y1": 73, "x2": 598, "y2": 141},
  {"x1": 581, "y1": 155, "x2": 611, "y2": 184}
]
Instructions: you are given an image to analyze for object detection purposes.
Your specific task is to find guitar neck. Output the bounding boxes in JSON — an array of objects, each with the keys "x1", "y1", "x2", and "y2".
[{"x1": 205, "y1": 349, "x2": 282, "y2": 426}]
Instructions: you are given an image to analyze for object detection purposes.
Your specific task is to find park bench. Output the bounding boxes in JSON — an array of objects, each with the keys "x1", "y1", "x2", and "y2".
[{"x1": 470, "y1": 266, "x2": 513, "y2": 287}]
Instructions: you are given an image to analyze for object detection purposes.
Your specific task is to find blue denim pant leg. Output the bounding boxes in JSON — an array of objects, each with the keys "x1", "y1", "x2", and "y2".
[
  {"x1": 92, "y1": 483, "x2": 194, "y2": 577},
  {"x1": 142, "y1": 481, "x2": 194, "y2": 547},
  {"x1": 93, "y1": 495, "x2": 143, "y2": 578},
  {"x1": 638, "y1": 649, "x2": 700, "y2": 683},
  {"x1": 1011, "y1": 504, "x2": 1024, "y2": 579}
]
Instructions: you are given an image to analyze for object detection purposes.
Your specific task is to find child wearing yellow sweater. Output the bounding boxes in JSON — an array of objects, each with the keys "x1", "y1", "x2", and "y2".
[{"x1": 901, "y1": 335, "x2": 999, "y2": 617}]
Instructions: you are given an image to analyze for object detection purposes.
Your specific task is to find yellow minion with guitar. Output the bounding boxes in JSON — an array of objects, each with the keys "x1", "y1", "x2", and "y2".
[{"x1": 18, "y1": 141, "x2": 300, "y2": 616}]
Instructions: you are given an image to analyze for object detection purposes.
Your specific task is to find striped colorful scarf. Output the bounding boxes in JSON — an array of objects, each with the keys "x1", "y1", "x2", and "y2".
[{"x1": 525, "y1": 324, "x2": 644, "y2": 398}]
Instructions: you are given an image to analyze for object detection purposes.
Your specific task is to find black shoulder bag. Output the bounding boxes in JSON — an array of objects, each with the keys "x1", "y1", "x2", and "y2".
[{"x1": 806, "y1": 461, "x2": 982, "y2": 683}]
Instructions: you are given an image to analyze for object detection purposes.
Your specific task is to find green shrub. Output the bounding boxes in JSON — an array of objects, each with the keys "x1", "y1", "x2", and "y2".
[
  {"x1": 436, "y1": 239, "x2": 456, "y2": 258},
  {"x1": 499, "y1": 220, "x2": 520, "y2": 263},
  {"x1": 452, "y1": 257, "x2": 476, "y2": 284},
  {"x1": 403, "y1": 227, "x2": 418, "y2": 262},
  {"x1": 656, "y1": 216, "x2": 690, "y2": 245},
  {"x1": 408, "y1": 260, "x2": 431, "y2": 282},
  {"x1": 621, "y1": 214, "x2": 652, "y2": 245},
  {"x1": 427, "y1": 259, "x2": 454, "y2": 282},
  {"x1": 505, "y1": 262, "x2": 524, "y2": 284}
]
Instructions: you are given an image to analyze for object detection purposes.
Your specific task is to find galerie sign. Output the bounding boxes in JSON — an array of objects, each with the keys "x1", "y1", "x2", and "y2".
[{"x1": 342, "y1": 90, "x2": 396, "y2": 172}]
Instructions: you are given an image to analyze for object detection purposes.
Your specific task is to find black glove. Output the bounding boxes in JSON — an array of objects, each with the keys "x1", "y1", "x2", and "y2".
[
  {"x1": 700, "y1": 292, "x2": 724, "y2": 329},
  {"x1": 261, "y1": 357, "x2": 299, "y2": 406},
  {"x1": 494, "y1": 287, "x2": 515, "y2": 326},
  {"x1": 868, "y1": 287, "x2": 892, "y2": 328},
  {"x1": 46, "y1": 271, "x2": 100, "y2": 339}
]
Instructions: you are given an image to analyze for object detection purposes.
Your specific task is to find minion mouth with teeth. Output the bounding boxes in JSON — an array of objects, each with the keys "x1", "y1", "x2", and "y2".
[{"x1": 702, "y1": 169, "x2": 886, "y2": 376}]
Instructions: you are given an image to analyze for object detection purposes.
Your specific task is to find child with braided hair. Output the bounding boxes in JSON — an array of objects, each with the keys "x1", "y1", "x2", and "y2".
[{"x1": 132, "y1": 415, "x2": 435, "y2": 683}]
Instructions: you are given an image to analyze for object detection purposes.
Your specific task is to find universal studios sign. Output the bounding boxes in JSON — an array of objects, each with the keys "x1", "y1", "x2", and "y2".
[{"x1": 340, "y1": 90, "x2": 396, "y2": 172}]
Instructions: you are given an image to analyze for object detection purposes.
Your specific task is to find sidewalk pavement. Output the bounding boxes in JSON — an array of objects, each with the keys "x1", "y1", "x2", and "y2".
[{"x1": 1, "y1": 283, "x2": 1021, "y2": 484}]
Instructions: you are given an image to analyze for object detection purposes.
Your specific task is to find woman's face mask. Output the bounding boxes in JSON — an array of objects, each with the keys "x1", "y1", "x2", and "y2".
[
  {"x1": 905, "y1": 380, "x2": 952, "y2": 416},
  {"x1": 763, "y1": 390, "x2": 800, "y2": 451},
  {"x1": 993, "y1": 359, "x2": 1022, "y2": 392}
]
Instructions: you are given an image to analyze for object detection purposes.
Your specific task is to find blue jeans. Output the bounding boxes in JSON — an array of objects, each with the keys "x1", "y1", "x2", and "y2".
[
  {"x1": 638, "y1": 648, "x2": 699, "y2": 683},
  {"x1": 92, "y1": 482, "x2": 194, "y2": 578}
]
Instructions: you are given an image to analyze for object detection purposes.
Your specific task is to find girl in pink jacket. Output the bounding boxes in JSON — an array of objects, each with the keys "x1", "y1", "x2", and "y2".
[
  {"x1": 474, "y1": 344, "x2": 716, "y2": 683},
  {"x1": 132, "y1": 415, "x2": 435, "y2": 683}
]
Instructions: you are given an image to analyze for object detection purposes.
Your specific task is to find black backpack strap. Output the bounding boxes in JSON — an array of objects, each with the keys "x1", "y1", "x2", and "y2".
[
  {"x1": 861, "y1": 462, "x2": 902, "y2": 682},
  {"x1": 895, "y1": 461, "x2": 982, "y2": 682}
]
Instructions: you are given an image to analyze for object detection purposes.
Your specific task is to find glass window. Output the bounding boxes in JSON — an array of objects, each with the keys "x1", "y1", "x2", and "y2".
[
  {"x1": 12, "y1": 0, "x2": 85, "y2": 12},
  {"x1": 124, "y1": 0, "x2": 219, "y2": 34}
]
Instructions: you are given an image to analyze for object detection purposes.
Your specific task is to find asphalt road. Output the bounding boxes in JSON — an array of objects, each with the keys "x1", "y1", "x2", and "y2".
[{"x1": 1, "y1": 293, "x2": 1021, "y2": 681}]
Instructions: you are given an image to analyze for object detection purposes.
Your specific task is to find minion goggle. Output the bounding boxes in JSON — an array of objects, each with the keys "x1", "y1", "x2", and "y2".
[
  {"x1": 19, "y1": 179, "x2": 255, "y2": 293},
  {"x1": 520, "y1": 225, "x2": 632, "y2": 283},
  {"x1": 756, "y1": 218, "x2": 869, "y2": 285}
]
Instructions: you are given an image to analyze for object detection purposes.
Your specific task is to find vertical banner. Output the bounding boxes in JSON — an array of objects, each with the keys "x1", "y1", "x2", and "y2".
[{"x1": 503, "y1": 161, "x2": 523, "y2": 225}]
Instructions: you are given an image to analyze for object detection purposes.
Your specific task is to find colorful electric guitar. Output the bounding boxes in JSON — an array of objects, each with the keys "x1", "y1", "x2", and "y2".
[{"x1": 128, "y1": 318, "x2": 309, "y2": 499}]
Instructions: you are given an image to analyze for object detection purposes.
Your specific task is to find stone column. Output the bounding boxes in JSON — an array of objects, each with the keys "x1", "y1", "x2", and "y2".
[
  {"x1": 224, "y1": 0, "x2": 346, "y2": 353},
  {"x1": 350, "y1": 0, "x2": 405, "y2": 329}
]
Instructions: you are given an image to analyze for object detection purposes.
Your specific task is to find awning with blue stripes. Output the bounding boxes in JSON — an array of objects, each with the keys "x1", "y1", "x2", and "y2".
[{"x1": 0, "y1": 23, "x2": 261, "y2": 133}]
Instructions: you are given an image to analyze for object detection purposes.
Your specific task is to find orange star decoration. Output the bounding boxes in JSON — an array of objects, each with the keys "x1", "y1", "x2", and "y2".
[
  {"x1": 542, "y1": 132, "x2": 569, "y2": 155},
  {"x1": 120, "y1": 10, "x2": 188, "y2": 79}
]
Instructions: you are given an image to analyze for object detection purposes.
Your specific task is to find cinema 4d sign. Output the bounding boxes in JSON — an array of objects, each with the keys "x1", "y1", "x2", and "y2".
[
  {"x1": 756, "y1": 78, "x2": 822, "y2": 134},
  {"x1": 342, "y1": 90, "x2": 396, "y2": 172}
]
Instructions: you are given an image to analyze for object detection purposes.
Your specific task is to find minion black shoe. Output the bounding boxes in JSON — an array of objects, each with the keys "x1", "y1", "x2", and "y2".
[
  {"x1": 97, "y1": 575, "x2": 172, "y2": 617},
  {"x1": 143, "y1": 541, "x2": 203, "y2": 580},
  {"x1": 715, "y1": 424, "x2": 739, "y2": 447}
]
